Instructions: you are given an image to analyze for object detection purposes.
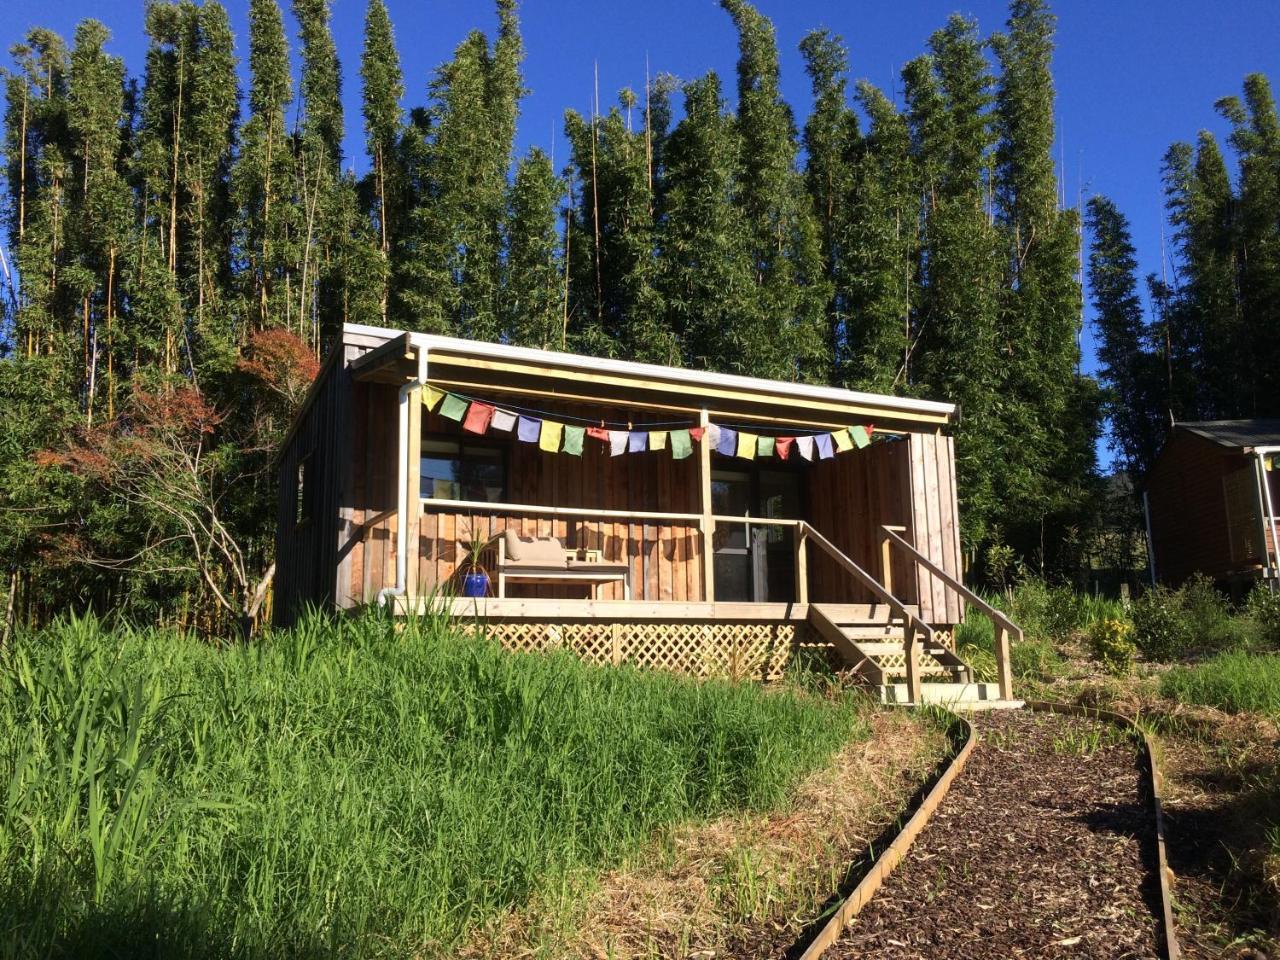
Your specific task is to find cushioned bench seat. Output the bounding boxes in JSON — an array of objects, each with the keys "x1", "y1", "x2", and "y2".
[{"x1": 496, "y1": 530, "x2": 632, "y2": 599}]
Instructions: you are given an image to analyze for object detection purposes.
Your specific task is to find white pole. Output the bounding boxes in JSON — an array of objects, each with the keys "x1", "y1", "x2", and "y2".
[
  {"x1": 1142, "y1": 490, "x2": 1157, "y2": 587},
  {"x1": 378, "y1": 346, "x2": 428, "y2": 607}
]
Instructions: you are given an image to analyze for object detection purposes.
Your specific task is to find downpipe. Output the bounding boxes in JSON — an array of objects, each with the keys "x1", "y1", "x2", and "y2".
[{"x1": 377, "y1": 344, "x2": 428, "y2": 608}]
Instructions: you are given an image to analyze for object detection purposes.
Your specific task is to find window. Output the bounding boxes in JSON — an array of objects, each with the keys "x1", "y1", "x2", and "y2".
[
  {"x1": 421, "y1": 438, "x2": 507, "y2": 502},
  {"x1": 295, "y1": 454, "x2": 314, "y2": 526}
]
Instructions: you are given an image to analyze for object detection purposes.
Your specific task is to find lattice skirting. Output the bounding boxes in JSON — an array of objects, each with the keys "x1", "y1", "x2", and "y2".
[{"x1": 469, "y1": 619, "x2": 825, "y2": 682}]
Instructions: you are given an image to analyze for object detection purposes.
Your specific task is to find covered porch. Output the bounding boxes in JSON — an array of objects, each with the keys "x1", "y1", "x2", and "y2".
[{"x1": 320, "y1": 325, "x2": 1017, "y2": 701}]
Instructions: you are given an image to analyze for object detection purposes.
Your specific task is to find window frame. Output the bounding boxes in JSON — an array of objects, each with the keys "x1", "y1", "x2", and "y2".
[{"x1": 419, "y1": 432, "x2": 510, "y2": 505}]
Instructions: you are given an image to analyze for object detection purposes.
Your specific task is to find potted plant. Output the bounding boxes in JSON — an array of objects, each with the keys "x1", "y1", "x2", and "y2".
[{"x1": 457, "y1": 519, "x2": 492, "y2": 598}]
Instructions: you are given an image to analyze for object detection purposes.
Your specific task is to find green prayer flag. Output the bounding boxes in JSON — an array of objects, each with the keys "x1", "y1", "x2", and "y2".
[
  {"x1": 670, "y1": 429, "x2": 693, "y2": 460},
  {"x1": 563, "y1": 424, "x2": 585, "y2": 456},
  {"x1": 439, "y1": 393, "x2": 468, "y2": 421},
  {"x1": 756, "y1": 435, "x2": 774, "y2": 457},
  {"x1": 850, "y1": 425, "x2": 870, "y2": 449}
]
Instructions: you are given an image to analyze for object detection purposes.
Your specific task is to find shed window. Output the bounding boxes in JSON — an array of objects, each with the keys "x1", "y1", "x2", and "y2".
[
  {"x1": 295, "y1": 454, "x2": 314, "y2": 526},
  {"x1": 421, "y1": 438, "x2": 506, "y2": 502}
]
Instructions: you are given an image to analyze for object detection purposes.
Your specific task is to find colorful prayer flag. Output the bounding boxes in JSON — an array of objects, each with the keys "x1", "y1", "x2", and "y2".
[
  {"x1": 706, "y1": 424, "x2": 721, "y2": 448},
  {"x1": 491, "y1": 409, "x2": 517, "y2": 432},
  {"x1": 462, "y1": 401, "x2": 495, "y2": 435},
  {"x1": 832, "y1": 429, "x2": 853, "y2": 453},
  {"x1": 539, "y1": 419, "x2": 564, "y2": 453},
  {"x1": 671, "y1": 429, "x2": 693, "y2": 460},
  {"x1": 649, "y1": 430, "x2": 668, "y2": 451},
  {"x1": 776, "y1": 437, "x2": 795, "y2": 460},
  {"x1": 816, "y1": 433, "x2": 835, "y2": 459},
  {"x1": 796, "y1": 435, "x2": 815, "y2": 461},
  {"x1": 850, "y1": 425, "x2": 870, "y2": 449},
  {"x1": 717, "y1": 427, "x2": 738, "y2": 457},
  {"x1": 628, "y1": 431, "x2": 647, "y2": 453},
  {"x1": 439, "y1": 393, "x2": 468, "y2": 422},
  {"x1": 586, "y1": 426, "x2": 609, "y2": 441},
  {"x1": 608, "y1": 430, "x2": 628, "y2": 456},
  {"x1": 517, "y1": 416, "x2": 541, "y2": 443},
  {"x1": 423, "y1": 385, "x2": 445, "y2": 411},
  {"x1": 689, "y1": 426, "x2": 706, "y2": 442},
  {"x1": 737, "y1": 432, "x2": 757, "y2": 459},
  {"x1": 563, "y1": 424, "x2": 585, "y2": 456},
  {"x1": 756, "y1": 435, "x2": 774, "y2": 457}
]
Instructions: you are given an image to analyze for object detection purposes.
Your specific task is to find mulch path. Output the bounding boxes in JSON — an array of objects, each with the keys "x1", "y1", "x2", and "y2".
[{"x1": 823, "y1": 710, "x2": 1162, "y2": 960}]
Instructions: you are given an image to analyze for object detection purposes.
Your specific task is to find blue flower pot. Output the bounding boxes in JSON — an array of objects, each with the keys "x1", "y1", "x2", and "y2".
[{"x1": 462, "y1": 572, "x2": 490, "y2": 598}]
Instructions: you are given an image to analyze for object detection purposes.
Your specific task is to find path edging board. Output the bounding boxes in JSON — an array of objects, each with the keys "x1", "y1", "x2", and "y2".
[
  {"x1": 797, "y1": 709, "x2": 976, "y2": 959},
  {"x1": 1025, "y1": 699, "x2": 1181, "y2": 960}
]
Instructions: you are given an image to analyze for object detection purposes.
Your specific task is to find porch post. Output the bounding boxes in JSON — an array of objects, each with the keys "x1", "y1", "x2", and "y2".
[
  {"x1": 404, "y1": 383, "x2": 423, "y2": 602},
  {"x1": 698, "y1": 408, "x2": 715, "y2": 603}
]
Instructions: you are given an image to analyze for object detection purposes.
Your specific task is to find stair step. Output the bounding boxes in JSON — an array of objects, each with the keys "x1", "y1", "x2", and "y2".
[
  {"x1": 854, "y1": 642, "x2": 955, "y2": 656},
  {"x1": 878, "y1": 682, "x2": 1011, "y2": 706}
]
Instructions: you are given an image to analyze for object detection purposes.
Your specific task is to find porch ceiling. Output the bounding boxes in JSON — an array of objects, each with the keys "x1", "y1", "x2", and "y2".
[{"x1": 347, "y1": 326, "x2": 953, "y2": 433}]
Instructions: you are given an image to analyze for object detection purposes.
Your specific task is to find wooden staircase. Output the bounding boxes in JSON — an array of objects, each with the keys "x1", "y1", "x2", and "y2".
[
  {"x1": 808, "y1": 602, "x2": 974, "y2": 688},
  {"x1": 793, "y1": 522, "x2": 1022, "y2": 707}
]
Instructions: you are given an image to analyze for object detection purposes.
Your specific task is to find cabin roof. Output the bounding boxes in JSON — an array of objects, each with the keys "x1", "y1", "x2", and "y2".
[
  {"x1": 1175, "y1": 419, "x2": 1280, "y2": 451},
  {"x1": 341, "y1": 323, "x2": 955, "y2": 430}
]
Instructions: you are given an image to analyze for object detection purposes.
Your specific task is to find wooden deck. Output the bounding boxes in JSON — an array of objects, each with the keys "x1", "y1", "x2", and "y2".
[{"x1": 400, "y1": 597, "x2": 906, "y2": 623}]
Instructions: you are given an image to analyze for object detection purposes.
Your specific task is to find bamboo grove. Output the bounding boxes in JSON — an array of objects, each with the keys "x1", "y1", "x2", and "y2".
[{"x1": 2, "y1": 0, "x2": 1259, "y2": 630}]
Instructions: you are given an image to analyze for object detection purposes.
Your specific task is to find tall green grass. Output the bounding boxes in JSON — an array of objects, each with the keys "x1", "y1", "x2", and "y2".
[
  {"x1": 0, "y1": 611, "x2": 866, "y2": 958},
  {"x1": 1159, "y1": 652, "x2": 1280, "y2": 716}
]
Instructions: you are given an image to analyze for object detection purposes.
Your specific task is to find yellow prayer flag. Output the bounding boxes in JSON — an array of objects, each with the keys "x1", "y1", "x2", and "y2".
[
  {"x1": 423, "y1": 385, "x2": 445, "y2": 411},
  {"x1": 832, "y1": 429, "x2": 853, "y2": 453},
  {"x1": 539, "y1": 419, "x2": 564, "y2": 453},
  {"x1": 737, "y1": 431, "x2": 758, "y2": 459}
]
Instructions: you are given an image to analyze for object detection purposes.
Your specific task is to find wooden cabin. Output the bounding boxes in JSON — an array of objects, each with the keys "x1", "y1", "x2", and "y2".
[
  {"x1": 274, "y1": 324, "x2": 1020, "y2": 703},
  {"x1": 1145, "y1": 420, "x2": 1280, "y2": 590}
]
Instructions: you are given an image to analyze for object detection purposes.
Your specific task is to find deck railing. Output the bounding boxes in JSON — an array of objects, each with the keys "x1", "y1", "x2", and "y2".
[{"x1": 420, "y1": 498, "x2": 945, "y2": 701}]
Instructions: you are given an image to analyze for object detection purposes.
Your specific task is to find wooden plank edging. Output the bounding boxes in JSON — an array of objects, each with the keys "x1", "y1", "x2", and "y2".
[
  {"x1": 797, "y1": 709, "x2": 977, "y2": 959},
  {"x1": 1024, "y1": 700, "x2": 1181, "y2": 960}
]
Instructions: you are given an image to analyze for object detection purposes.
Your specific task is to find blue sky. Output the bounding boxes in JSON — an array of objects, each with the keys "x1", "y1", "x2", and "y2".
[{"x1": 4, "y1": 0, "x2": 1279, "y2": 462}]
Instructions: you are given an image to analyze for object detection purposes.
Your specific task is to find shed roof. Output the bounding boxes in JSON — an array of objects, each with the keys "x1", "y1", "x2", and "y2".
[
  {"x1": 341, "y1": 323, "x2": 956, "y2": 433},
  {"x1": 1176, "y1": 419, "x2": 1280, "y2": 451}
]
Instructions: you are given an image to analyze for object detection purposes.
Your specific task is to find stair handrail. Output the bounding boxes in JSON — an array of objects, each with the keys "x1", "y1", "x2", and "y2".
[
  {"x1": 880, "y1": 525, "x2": 1021, "y2": 699},
  {"x1": 799, "y1": 522, "x2": 937, "y2": 703}
]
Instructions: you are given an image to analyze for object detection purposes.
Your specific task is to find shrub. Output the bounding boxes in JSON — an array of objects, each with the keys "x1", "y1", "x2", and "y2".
[
  {"x1": 1131, "y1": 585, "x2": 1195, "y2": 660},
  {"x1": 1160, "y1": 651, "x2": 1280, "y2": 716},
  {"x1": 1089, "y1": 618, "x2": 1137, "y2": 675},
  {"x1": 1243, "y1": 585, "x2": 1280, "y2": 651}
]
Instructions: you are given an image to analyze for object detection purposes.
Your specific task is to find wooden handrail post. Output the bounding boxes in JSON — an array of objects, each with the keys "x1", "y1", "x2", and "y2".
[
  {"x1": 794, "y1": 529, "x2": 808, "y2": 604},
  {"x1": 698, "y1": 409, "x2": 715, "y2": 603},
  {"x1": 903, "y1": 621, "x2": 921, "y2": 705},
  {"x1": 879, "y1": 530, "x2": 894, "y2": 598},
  {"x1": 994, "y1": 624, "x2": 1014, "y2": 700}
]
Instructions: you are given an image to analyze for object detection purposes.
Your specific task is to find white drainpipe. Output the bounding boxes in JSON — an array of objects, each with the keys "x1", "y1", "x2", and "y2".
[
  {"x1": 378, "y1": 345, "x2": 428, "y2": 607},
  {"x1": 1256, "y1": 450, "x2": 1280, "y2": 588}
]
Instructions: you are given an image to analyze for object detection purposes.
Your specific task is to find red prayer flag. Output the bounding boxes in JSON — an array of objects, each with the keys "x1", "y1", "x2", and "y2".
[
  {"x1": 867, "y1": 423, "x2": 875, "y2": 437},
  {"x1": 776, "y1": 437, "x2": 795, "y2": 460},
  {"x1": 586, "y1": 426, "x2": 609, "y2": 441},
  {"x1": 689, "y1": 427, "x2": 705, "y2": 442},
  {"x1": 462, "y1": 401, "x2": 495, "y2": 434}
]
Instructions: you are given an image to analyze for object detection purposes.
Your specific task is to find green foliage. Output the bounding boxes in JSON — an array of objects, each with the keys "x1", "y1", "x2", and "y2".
[
  {"x1": 1243, "y1": 586, "x2": 1280, "y2": 651},
  {"x1": 1160, "y1": 651, "x2": 1280, "y2": 716},
  {"x1": 0, "y1": 611, "x2": 865, "y2": 955},
  {"x1": 1131, "y1": 575, "x2": 1242, "y2": 660},
  {"x1": 1088, "y1": 617, "x2": 1137, "y2": 675}
]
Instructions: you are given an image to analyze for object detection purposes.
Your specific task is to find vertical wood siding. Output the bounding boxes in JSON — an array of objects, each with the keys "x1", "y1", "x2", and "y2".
[
  {"x1": 908, "y1": 432, "x2": 964, "y2": 625},
  {"x1": 1146, "y1": 434, "x2": 1243, "y2": 584}
]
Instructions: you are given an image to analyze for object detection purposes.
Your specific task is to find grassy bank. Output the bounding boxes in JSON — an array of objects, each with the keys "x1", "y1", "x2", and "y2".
[
  {"x1": 1160, "y1": 652, "x2": 1280, "y2": 717},
  {"x1": 0, "y1": 611, "x2": 866, "y2": 958}
]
